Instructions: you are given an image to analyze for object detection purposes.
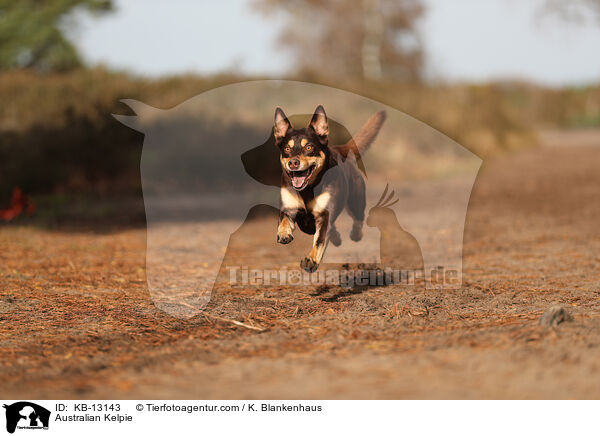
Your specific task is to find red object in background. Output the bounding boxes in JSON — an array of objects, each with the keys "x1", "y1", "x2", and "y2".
[{"x1": 0, "y1": 187, "x2": 35, "y2": 222}]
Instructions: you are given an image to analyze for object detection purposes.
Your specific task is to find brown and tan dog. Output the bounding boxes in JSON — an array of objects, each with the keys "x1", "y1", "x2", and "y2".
[{"x1": 274, "y1": 105, "x2": 386, "y2": 272}]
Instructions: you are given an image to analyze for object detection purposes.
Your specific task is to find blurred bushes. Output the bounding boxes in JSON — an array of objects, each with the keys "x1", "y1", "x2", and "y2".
[
  {"x1": 1, "y1": 67, "x2": 599, "y2": 198},
  {"x1": 0, "y1": 68, "x2": 241, "y2": 199}
]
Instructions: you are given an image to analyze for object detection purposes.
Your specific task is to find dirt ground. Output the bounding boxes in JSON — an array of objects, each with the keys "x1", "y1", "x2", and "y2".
[{"x1": 1, "y1": 131, "x2": 599, "y2": 399}]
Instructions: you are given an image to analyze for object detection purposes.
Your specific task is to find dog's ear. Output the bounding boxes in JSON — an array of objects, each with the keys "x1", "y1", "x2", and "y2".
[
  {"x1": 308, "y1": 105, "x2": 329, "y2": 144},
  {"x1": 274, "y1": 107, "x2": 292, "y2": 140}
]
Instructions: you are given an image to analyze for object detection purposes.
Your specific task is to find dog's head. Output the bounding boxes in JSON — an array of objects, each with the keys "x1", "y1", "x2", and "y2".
[{"x1": 273, "y1": 105, "x2": 329, "y2": 191}]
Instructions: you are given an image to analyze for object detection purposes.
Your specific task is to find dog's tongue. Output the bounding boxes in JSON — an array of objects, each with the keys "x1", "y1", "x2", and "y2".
[{"x1": 291, "y1": 175, "x2": 306, "y2": 189}]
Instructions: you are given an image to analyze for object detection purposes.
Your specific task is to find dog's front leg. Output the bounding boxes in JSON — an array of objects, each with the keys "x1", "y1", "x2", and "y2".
[
  {"x1": 277, "y1": 210, "x2": 296, "y2": 244},
  {"x1": 300, "y1": 211, "x2": 329, "y2": 273}
]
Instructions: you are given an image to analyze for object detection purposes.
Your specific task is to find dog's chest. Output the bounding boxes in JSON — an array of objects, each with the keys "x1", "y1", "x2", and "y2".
[{"x1": 281, "y1": 187, "x2": 330, "y2": 214}]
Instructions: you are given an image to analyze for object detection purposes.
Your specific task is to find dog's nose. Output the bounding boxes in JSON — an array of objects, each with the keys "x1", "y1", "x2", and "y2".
[{"x1": 288, "y1": 158, "x2": 300, "y2": 170}]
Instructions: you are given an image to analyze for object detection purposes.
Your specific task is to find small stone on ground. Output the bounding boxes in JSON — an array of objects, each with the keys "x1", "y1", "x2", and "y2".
[{"x1": 539, "y1": 305, "x2": 574, "y2": 327}]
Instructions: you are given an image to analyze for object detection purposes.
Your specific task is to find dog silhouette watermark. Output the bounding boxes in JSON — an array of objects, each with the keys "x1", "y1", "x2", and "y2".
[
  {"x1": 3, "y1": 402, "x2": 50, "y2": 434},
  {"x1": 114, "y1": 80, "x2": 481, "y2": 318}
]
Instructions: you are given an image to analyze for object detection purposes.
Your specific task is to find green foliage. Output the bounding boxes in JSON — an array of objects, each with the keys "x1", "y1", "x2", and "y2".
[{"x1": 0, "y1": 0, "x2": 112, "y2": 71}]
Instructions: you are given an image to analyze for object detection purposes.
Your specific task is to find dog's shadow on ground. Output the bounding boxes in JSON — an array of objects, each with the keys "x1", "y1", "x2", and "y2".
[
  {"x1": 310, "y1": 264, "x2": 409, "y2": 302},
  {"x1": 311, "y1": 283, "x2": 373, "y2": 302}
]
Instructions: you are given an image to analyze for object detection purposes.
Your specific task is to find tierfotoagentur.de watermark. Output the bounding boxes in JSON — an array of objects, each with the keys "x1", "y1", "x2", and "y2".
[{"x1": 227, "y1": 265, "x2": 459, "y2": 288}]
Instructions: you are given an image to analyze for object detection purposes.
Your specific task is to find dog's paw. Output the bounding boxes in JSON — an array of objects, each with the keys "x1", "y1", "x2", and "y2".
[
  {"x1": 277, "y1": 232, "x2": 294, "y2": 244},
  {"x1": 350, "y1": 226, "x2": 363, "y2": 242},
  {"x1": 300, "y1": 256, "x2": 319, "y2": 273},
  {"x1": 329, "y1": 229, "x2": 342, "y2": 247}
]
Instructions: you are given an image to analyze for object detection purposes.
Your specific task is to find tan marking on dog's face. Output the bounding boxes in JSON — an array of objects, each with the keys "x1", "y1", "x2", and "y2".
[
  {"x1": 280, "y1": 138, "x2": 326, "y2": 190},
  {"x1": 287, "y1": 139, "x2": 294, "y2": 147},
  {"x1": 281, "y1": 187, "x2": 304, "y2": 210},
  {"x1": 308, "y1": 191, "x2": 331, "y2": 214},
  {"x1": 304, "y1": 151, "x2": 326, "y2": 182},
  {"x1": 280, "y1": 151, "x2": 325, "y2": 172}
]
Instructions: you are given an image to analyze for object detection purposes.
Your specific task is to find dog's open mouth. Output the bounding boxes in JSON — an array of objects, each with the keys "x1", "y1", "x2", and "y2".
[{"x1": 288, "y1": 165, "x2": 315, "y2": 190}]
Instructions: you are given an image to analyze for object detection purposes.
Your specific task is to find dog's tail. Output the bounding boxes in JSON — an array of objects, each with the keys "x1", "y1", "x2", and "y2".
[{"x1": 334, "y1": 110, "x2": 386, "y2": 160}]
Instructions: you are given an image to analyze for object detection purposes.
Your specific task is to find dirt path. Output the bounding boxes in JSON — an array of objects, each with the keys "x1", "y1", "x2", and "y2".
[{"x1": 1, "y1": 132, "x2": 599, "y2": 399}]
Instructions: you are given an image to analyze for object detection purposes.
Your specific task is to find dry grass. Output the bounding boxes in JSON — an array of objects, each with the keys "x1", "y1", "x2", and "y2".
[{"x1": 1, "y1": 133, "x2": 599, "y2": 398}]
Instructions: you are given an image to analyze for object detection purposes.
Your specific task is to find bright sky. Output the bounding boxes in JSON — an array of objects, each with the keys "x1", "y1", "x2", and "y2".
[{"x1": 69, "y1": 0, "x2": 600, "y2": 86}]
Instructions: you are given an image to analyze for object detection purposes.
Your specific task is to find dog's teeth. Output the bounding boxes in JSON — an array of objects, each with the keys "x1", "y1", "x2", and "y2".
[
  {"x1": 288, "y1": 166, "x2": 314, "y2": 189},
  {"x1": 292, "y1": 176, "x2": 306, "y2": 188}
]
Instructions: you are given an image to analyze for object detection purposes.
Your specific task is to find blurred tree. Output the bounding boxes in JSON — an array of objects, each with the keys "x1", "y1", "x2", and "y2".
[
  {"x1": 253, "y1": 0, "x2": 424, "y2": 81},
  {"x1": 0, "y1": 0, "x2": 112, "y2": 72}
]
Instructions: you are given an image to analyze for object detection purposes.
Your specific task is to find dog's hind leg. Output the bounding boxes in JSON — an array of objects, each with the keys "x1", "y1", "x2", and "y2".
[
  {"x1": 329, "y1": 223, "x2": 342, "y2": 247},
  {"x1": 350, "y1": 220, "x2": 363, "y2": 242},
  {"x1": 346, "y1": 173, "x2": 366, "y2": 242}
]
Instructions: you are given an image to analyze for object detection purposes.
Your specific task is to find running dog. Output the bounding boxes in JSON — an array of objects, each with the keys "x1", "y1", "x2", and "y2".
[{"x1": 274, "y1": 105, "x2": 386, "y2": 272}]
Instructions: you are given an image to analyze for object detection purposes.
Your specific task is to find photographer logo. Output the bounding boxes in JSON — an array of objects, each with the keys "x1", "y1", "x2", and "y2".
[{"x1": 3, "y1": 402, "x2": 50, "y2": 434}]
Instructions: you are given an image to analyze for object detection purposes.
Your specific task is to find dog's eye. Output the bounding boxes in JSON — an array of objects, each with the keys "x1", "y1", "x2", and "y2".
[
  {"x1": 305, "y1": 144, "x2": 313, "y2": 152},
  {"x1": 284, "y1": 146, "x2": 291, "y2": 153}
]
